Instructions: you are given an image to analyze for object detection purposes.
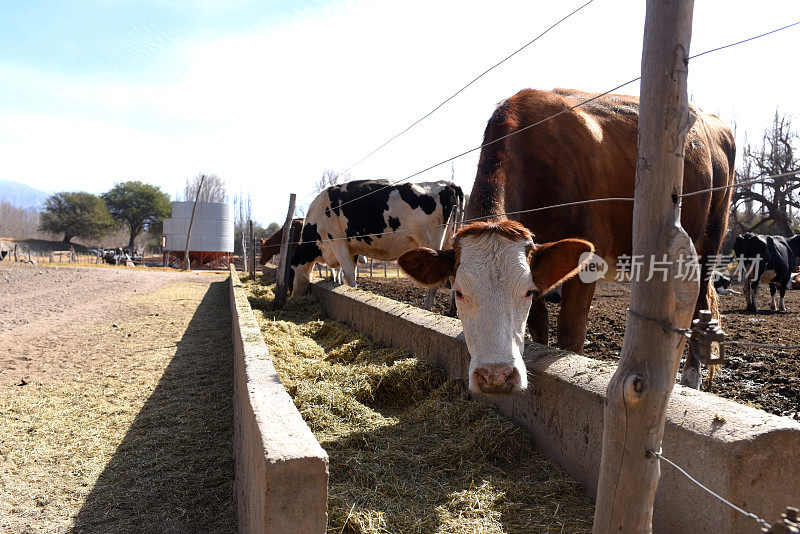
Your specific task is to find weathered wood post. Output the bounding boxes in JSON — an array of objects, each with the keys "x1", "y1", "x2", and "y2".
[
  {"x1": 384, "y1": 261, "x2": 387, "y2": 278},
  {"x1": 240, "y1": 231, "x2": 247, "y2": 272},
  {"x1": 593, "y1": 1, "x2": 698, "y2": 532},
  {"x1": 274, "y1": 193, "x2": 296, "y2": 309},
  {"x1": 249, "y1": 220, "x2": 255, "y2": 278},
  {"x1": 369, "y1": 258, "x2": 373, "y2": 277},
  {"x1": 183, "y1": 174, "x2": 205, "y2": 271},
  {"x1": 251, "y1": 224, "x2": 257, "y2": 277}
]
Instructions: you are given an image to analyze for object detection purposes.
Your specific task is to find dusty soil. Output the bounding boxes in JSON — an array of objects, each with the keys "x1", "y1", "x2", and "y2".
[
  {"x1": 356, "y1": 276, "x2": 800, "y2": 421},
  {"x1": 0, "y1": 262, "x2": 234, "y2": 533}
]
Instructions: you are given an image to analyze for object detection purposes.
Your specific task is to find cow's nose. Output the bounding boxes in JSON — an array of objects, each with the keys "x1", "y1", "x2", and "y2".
[{"x1": 473, "y1": 365, "x2": 520, "y2": 395}]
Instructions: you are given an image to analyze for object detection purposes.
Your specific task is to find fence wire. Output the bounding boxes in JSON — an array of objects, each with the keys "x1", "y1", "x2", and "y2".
[
  {"x1": 340, "y1": 0, "x2": 597, "y2": 175},
  {"x1": 649, "y1": 448, "x2": 771, "y2": 529},
  {"x1": 277, "y1": 168, "x2": 799, "y2": 248}
]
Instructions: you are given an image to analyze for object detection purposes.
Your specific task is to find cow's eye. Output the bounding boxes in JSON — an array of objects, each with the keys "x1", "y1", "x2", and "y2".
[
  {"x1": 525, "y1": 289, "x2": 535, "y2": 298},
  {"x1": 454, "y1": 290, "x2": 464, "y2": 299}
]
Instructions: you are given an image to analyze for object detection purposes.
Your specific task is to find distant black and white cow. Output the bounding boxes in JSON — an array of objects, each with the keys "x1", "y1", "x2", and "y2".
[
  {"x1": 733, "y1": 232, "x2": 800, "y2": 312},
  {"x1": 291, "y1": 180, "x2": 464, "y2": 309}
]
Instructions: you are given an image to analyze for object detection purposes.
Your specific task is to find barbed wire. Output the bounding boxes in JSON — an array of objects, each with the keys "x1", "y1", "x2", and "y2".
[
  {"x1": 271, "y1": 168, "x2": 798, "y2": 248},
  {"x1": 295, "y1": 20, "x2": 800, "y2": 225},
  {"x1": 680, "y1": 171, "x2": 800, "y2": 198},
  {"x1": 340, "y1": 0, "x2": 597, "y2": 175},
  {"x1": 721, "y1": 340, "x2": 800, "y2": 351},
  {"x1": 648, "y1": 448, "x2": 771, "y2": 529}
]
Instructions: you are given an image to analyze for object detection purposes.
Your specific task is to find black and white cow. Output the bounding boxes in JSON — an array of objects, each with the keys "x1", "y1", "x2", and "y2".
[
  {"x1": 291, "y1": 180, "x2": 464, "y2": 309},
  {"x1": 733, "y1": 232, "x2": 800, "y2": 312}
]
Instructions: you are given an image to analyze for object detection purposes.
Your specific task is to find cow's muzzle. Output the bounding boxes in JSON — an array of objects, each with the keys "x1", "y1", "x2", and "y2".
[{"x1": 473, "y1": 364, "x2": 521, "y2": 395}]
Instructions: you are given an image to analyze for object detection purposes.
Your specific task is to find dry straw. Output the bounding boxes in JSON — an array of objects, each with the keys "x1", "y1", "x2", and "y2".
[{"x1": 244, "y1": 273, "x2": 594, "y2": 533}]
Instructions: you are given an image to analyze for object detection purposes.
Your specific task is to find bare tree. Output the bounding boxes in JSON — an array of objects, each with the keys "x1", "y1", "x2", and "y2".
[
  {"x1": 315, "y1": 170, "x2": 350, "y2": 193},
  {"x1": 184, "y1": 173, "x2": 227, "y2": 203},
  {"x1": 232, "y1": 189, "x2": 252, "y2": 254},
  {"x1": 731, "y1": 110, "x2": 800, "y2": 236},
  {"x1": 0, "y1": 202, "x2": 42, "y2": 239}
]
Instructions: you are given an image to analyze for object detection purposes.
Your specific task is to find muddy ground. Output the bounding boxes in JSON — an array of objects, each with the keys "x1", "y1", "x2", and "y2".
[{"x1": 356, "y1": 277, "x2": 800, "y2": 421}]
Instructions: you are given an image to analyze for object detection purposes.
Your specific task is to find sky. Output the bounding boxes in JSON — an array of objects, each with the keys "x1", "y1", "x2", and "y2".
[{"x1": 1, "y1": 0, "x2": 799, "y2": 225}]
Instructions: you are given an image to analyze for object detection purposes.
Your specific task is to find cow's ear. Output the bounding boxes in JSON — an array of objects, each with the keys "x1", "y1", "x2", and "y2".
[
  {"x1": 399, "y1": 248, "x2": 455, "y2": 286},
  {"x1": 529, "y1": 239, "x2": 594, "y2": 293}
]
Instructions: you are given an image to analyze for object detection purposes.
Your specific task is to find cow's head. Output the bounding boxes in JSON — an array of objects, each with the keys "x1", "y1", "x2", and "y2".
[
  {"x1": 259, "y1": 237, "x2": 273, "y2": 266},
  {"x1": 399, "y1": 219, "x2": 593, "y2": 395}
]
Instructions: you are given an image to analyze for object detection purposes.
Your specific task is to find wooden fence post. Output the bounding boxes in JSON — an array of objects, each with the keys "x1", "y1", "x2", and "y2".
[
  {"x1": 183, "y1": 175, "x2": 205, "y2": 271},
  {"x1": 252, "y1": 223, "x2": 257, "y2": 276},
  {"x1": 384, "y1": 261, "x2": 387, "y2": 278},
  {"x1": 249, "y1": 220, "x2": 254, "y2": 278},
  {"x1": 593, "y1": 1, "x2": 697, "y2": 532},
  {"x1": 240, "y1": 232, "x2": 247, "y2": 272},
  {"x1": 274, "y1": 194, "x2": 297, "y2": 309}
]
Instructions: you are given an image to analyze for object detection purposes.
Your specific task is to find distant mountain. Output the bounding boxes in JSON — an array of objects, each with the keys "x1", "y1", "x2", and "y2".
[{"x1": 0, "y1": 180, "x2": 50, "y2": 210}]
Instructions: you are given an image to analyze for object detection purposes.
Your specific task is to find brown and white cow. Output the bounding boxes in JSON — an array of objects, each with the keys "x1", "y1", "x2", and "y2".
[
  {"x1": 259, "y1": 219, "x2": 304, "y2": 265},
  {"x1": 401, "y1": 88, "x2": 736, "y2": 391},
  {"x1": 401, "y1": 219, "x2": 592, "y2": 393}
]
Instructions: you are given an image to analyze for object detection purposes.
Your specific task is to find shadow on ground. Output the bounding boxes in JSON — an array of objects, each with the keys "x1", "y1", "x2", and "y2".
[{"x1": 70, "y1": 280, "x2": 235, "y2": 533}]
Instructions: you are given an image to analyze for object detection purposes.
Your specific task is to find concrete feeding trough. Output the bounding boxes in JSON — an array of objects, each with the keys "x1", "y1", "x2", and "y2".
[
  {"x1": 229, "y1": 267, "x2": 328, "y2": 533},
  {"x1": 310, "y1": 281, "x2": 800, "y2": 534}
]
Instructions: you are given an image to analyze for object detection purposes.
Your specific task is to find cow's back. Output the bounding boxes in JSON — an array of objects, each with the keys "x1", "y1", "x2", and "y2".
[
  {"x1": 299, "y1": 180, "x2": 461, "y2": 263},
  {"x1": 468, "y1": 88, "x2": 735, "y2": 260}
]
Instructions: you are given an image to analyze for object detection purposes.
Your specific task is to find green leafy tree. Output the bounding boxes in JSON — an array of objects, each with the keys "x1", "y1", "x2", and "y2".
[
  {"x1": 264, "y1": 222, "x2": 281, "y2": 236},
  {"x1": 102, "y1": 181, "x2": 171, "y2": 248},
  {"x1": 39, "y1": 192, "x2": 116, "y2": 244}
]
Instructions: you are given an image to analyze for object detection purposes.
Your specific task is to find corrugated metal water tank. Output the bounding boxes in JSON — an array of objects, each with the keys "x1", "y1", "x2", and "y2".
[{"x1": 163, "y1": 202, "x2": 234, "y2": 252}]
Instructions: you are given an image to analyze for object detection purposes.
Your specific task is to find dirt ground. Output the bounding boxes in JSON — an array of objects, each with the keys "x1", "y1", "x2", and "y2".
[
  {"x1": 0, "y1": 262, "x2": 234, "y2": 533},
  {"x1": 356, "y1": 276, "x2": 800, "y2": 421}
]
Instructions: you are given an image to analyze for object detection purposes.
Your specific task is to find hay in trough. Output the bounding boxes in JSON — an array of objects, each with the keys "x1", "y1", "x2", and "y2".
[{"x1": 244, "y1": 274, "x2": 594, "y2": 533}]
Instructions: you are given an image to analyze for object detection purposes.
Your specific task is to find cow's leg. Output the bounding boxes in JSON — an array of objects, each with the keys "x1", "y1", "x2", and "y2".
[
  {"x1": 681, "y1": 277, "x2": 714, "y2": 389},
  {"x1": 779, "y1": 283, "x2": 788, "y2": 312},
  {"x1": 750, "y1": 281, "x2": 761, "y2": 313},
  {"x1": 447, "y1": 278, "x2": 457, "y2": 317},
  {"x1": 329, "y1": 244, "x2": 357, "y2": 287},
  {"x1": 527, "y1": 293, "x2": 549, "y2": 345},
  {"x1": 742, "y1": 277, "x2": 752, "y2": 311},
  {"x1": 769, "y1": 283, "x2": 778, "y2": 311},
  {"x1": 556, "y1": 278, "x2": 596, "y2": 353},
  {"x1": 683, "y1": 195, "x2": 729, "y2": 390},
  {"x1": 421, "y1": 286, "x2": 437, "y2": 311}
]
